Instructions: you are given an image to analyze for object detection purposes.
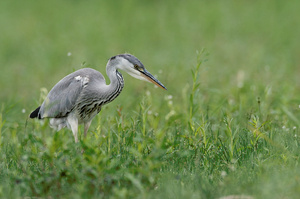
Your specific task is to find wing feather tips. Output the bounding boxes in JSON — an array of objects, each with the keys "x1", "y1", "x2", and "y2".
[{"x1": 30, "y1": 106, "x2": 41, "y2": 119}]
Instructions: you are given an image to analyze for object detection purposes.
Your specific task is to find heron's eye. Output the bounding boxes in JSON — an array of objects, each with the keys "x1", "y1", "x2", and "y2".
[{"x1": 134, "y1": 65, "x2": 140, "y2": 70}]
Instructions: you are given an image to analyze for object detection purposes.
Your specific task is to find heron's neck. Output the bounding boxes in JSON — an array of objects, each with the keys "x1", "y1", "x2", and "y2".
[{"x1": 105, "y1": 65, "x2": 124, "y2": 102}]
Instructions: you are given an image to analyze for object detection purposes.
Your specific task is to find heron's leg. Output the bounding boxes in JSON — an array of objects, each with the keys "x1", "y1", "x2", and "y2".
[
  {"x1": 67, "y1": 115, "x2": 79, "y2": 143},
  {"x1": 84, "y1": 120, "x2": 92, "y2": 138}
]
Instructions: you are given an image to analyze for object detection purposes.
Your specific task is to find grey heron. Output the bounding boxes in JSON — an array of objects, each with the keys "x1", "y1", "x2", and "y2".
[{"x1": 30, "y1": 54, "x2": 167, "y2": 143}]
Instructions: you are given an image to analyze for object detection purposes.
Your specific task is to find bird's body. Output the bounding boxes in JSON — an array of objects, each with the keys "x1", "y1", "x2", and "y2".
[{"x1": 30, "y1": 54, "x2": 166, "y2": 142}]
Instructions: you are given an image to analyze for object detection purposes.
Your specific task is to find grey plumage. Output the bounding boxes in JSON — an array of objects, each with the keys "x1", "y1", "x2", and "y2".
[{"x1": 30, "y1": 54, "x2": 167, "y2": 143}]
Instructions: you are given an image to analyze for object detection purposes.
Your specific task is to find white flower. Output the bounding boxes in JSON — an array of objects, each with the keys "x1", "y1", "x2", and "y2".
[
  {"x1": 165, "y1": 95, "x2": 173, "y2": 101},
  {"x1": 221, "y1": 171, "x2": 227, "y2": 177},
  {"x1": 293, "y1": 126, "x2": 297, "y2": 130},
  {"x1": 22, "y1": 109, "x2": 26, "y2": 113},
  {"x1": 67, "y1": 52, "x2": 72, "y2": 56},
  {"x1": 165, "y1": 110, "x2": 176, "y2": 120}
]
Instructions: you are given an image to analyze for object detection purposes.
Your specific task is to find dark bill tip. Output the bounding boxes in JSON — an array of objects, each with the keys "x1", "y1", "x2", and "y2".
[{"x1": 141, "y1": 70, "x2": 167, "y2": 90}]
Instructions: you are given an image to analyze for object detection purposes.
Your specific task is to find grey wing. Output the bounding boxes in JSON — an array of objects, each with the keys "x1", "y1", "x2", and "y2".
[
  {"x1": 39, "y1": 68, "x2": 105, "y2": 118},
  {"x1": 39, "y1": 75, "x2": 83, "y2": 118}
]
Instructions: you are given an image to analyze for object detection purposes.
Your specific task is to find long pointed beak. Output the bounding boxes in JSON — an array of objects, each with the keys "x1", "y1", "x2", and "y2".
[{"x1": 140, "y1": 69, "x2": 167, "y2": 90}]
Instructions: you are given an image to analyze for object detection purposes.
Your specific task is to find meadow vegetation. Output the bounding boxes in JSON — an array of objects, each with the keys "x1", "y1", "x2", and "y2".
[{"x1": 0, "y1": 0, "x2": 300, "y2": 198}]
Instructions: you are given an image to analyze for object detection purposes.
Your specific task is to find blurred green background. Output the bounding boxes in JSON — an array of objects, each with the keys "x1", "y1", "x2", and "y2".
[{"x1": 1, "y1": 0, "x2": 299, "y2": 105}]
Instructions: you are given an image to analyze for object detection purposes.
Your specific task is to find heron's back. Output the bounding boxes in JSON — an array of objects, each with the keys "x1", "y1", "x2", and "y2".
[{"x1": 39, "y1": 68, "x2": 106, "y2": 119}]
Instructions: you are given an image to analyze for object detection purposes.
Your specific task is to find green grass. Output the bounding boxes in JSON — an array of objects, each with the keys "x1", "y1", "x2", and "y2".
[{"x1": 1, "y1": 0, "x2": 300, "y2": 198}]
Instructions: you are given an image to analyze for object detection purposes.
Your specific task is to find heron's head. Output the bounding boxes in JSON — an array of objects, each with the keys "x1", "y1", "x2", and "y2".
[{"x1": 108, "y1": 54, "x2": 167, "y2": 90}]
